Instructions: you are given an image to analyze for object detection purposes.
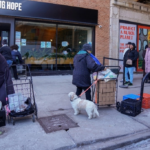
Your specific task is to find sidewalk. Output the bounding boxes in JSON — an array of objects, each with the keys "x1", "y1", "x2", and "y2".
[{"x1": 1, "y1": 74, "x2": 150, "y2": 150}]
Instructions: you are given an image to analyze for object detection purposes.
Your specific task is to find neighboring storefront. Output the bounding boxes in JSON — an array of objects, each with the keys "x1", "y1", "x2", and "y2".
[
  {"x1": 110, "y1": 0, "x2": 150, "y2": 72},
  {"x1": 0, "y1": 0, "x2": 110, "y2": 75}
]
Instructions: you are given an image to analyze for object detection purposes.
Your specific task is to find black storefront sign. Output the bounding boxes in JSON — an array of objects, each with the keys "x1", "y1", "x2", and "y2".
[{"x1": 0, "y1": 0, "x2": 98, "y2": 25}]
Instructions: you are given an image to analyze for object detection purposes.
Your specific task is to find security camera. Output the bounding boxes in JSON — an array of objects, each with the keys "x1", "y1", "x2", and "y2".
[{"x1": 99, "y1": 25, "x2": 102, "y2": 28}]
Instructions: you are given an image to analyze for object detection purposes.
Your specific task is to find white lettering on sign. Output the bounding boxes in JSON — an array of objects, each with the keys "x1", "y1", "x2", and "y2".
[
  {"x1": 0, "y1": 1, "x2": 6, "y2": 9},
  {"x1": 0, "y1": 1, "x2": 22, "y2": 11}
]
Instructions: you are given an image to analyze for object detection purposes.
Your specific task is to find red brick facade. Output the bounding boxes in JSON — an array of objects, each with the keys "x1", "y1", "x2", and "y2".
[{"x1": 34, "y1": 0, "x2": 110, "y2": 63}]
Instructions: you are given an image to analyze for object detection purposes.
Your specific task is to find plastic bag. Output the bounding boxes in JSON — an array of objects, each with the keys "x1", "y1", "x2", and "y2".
[
  {"x1": 9, "y1": 98, "x2": 34, "y2": 117},
  {"x1": 8, "y1": 93, "x2": 28, "y2": 112},
  {"x1": 92, "y1": 69, "x2": 117, "y2": 82},
  {"x1": 103, "y1": 71, "x2": 117, "y2": 82}
]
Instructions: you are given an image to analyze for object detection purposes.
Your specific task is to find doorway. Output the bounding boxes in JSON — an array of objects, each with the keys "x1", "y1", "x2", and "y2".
[{"x1": 0, "y1": 23, "x2": 10, "y2": 47}]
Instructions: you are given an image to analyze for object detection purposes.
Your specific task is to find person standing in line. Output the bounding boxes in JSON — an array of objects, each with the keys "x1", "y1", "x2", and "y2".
[
  {"x1": 121, "y1": 42, "x2": 131, "y2": 82},
  {"x1": 145, "y1": 43, "x2": 150, "y2": 83},
  {"x1": 0, "y1": 39, "x2": 13, "y2": 67},
  {"x1": 11, "y1": 44, "x2": 23, "y2": 80},
  {"x1": 142, "y1": 45, "x2": 148, "y2": 78},
  {"x1": 0, "y1": 54, "x2": 14, "y2": 106},
  {"x1": 72, "y1": 43, "x2": 105, "y2": 101},
  {"x1": 124, "y1": 43, "x2": 139, "y2": 86}
]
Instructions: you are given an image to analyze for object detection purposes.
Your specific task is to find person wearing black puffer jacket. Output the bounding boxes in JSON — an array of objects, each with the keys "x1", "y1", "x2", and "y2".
[
  {"x1": 124, "y1": 43, "x2": 139, "y2": 86},
  {"x1": 11, "y1": 44, "x2": 23, "y2": 80},
  {"x1": 72, "y1": 43, "x2": 105, "y2": 101}
]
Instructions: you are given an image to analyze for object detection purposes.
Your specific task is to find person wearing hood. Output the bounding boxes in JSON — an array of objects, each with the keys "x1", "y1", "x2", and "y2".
[
  {"x1": 0, "y1": 39, "x2": 13, "y2": 67},
  {"x1": 145, "y1": 43, "x2": 150, "y2": 83},
  {"x1": 11, "y1": 44, "x2": 23, "y2": 80},
  {"x1": 124, "y1": 43, "x2": 139, "y2": 86},
  {"x1": 72, "y1": 43, "x2": 105, "y2": 101},
  {"x1": 0, "y1": 54, "x2": 14, "y2": 106}
]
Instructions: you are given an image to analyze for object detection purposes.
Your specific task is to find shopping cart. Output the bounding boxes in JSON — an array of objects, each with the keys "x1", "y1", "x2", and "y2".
[
  {"x1": 5, "y1": 64, "x2": 38, "y2": 125},
  {"x1": 91, "y1": 66, "x2": 121, "y2": 107}
]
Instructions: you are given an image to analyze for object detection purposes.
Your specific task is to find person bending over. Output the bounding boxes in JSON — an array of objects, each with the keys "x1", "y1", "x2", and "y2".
[{"x1": 72, "y1": 43, "x2": 105, "y2": 101}]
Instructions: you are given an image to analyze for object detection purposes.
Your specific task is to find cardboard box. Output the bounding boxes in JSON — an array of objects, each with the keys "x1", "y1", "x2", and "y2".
[{"x1": 97, "y1": 80, "x2": 116, "y2": 106}]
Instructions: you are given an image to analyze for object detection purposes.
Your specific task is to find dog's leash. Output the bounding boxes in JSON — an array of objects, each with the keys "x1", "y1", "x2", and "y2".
[{"x1": 79, "y1": 80, "x2": 98, "y2": 97}]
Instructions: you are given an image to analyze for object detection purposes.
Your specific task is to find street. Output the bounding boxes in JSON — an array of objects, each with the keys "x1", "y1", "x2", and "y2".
[{"x1": 116, "y1": 139, "x2": 150, "y2": 150}]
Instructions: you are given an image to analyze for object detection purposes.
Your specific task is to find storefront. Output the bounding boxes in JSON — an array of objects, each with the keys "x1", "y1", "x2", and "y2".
[
  {"x1": 110, "y1": 0, "x2": 150, "y2": 72},
  {"x1": 0, "y1": 0, "x2": 110, "y2": 75}
]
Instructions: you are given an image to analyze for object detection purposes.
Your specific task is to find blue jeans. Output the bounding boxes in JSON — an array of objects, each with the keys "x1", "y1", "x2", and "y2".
[
  {"x1": 125, "y1": 67, "x2": 134, "y2": 83},
  {"x1": 7, "y1": 60, "x2": 13, "y2": 67}
]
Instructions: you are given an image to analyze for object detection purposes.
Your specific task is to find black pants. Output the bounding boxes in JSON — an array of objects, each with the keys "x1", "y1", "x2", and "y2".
[
  {"x1": 76, "y1": 86, "x2": 91, "y2": 101},
  {"x1": 12, "y1": 65, "x2": 18, "y2": 79}
]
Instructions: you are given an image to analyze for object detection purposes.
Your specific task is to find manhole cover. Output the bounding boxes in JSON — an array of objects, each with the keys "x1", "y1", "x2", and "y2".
[{"x1": 38, "y1": 114, "x2": 79, "y2": 133}]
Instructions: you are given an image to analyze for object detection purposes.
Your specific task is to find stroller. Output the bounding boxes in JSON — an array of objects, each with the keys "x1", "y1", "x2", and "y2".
[{"x1": 5, "y1": 64, "x2": 38, "y2": 125}]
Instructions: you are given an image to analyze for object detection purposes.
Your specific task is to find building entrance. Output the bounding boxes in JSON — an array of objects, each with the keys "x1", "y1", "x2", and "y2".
[{"x1": 0, "y1": 23, "x2": 10, "y2": 46}]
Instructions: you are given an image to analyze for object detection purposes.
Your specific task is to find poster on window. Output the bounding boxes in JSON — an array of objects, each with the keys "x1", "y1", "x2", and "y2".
[
  {"x1": 15, "y1": 31, "x2": 21, "y2": 51},
  {"x1": 2, "y1": 37, "x2": 8, "y2": 42},
  {"x1": 119, "y1": 23, "x2": 137, "y2": 72},
  {"x1": 41, "y1": 41, "x2": 45, "y2": 48},
  {"x1": 46, "y1": 42, "x2": 51, "y2": 48},
  {"x1": 21, "y1": 39, "x2": 26, "y2": 46}
]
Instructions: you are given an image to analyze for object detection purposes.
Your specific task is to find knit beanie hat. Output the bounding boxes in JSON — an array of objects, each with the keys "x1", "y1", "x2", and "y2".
[
  {"x1": 82, "y1": 43, "x2": 92, "y2": 51},
  {"x1": 2, "y1": 39, "x2": 8, "y2": 45},
  {"x1": 131, "y1": 43, "x2": 136, "y2": 49}
]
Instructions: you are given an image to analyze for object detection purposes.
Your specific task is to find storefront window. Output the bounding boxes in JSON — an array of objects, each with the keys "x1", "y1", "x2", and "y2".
[
  {"x1": 57, "y1": 25, "x2": 93, "y2": 70},
  {"x1": 15, "y1": 21, "x2": 93, "y2": 72},
  {"x1": 15, "y1": 21, "x2": 57, "y2": 71},
  {"x1": 137, "y1": 26, "x2": 150, "y2": 71}
]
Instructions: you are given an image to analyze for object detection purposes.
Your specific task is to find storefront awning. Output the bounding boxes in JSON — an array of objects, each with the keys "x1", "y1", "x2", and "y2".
[{"x1": 0, "y1": 0, "x2": 98, "y2": 26}]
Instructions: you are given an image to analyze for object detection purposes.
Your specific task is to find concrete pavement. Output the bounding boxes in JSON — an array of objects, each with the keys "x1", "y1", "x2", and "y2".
[{"x1": 0, "y1": 74, "x2": 150, "y2": 150}]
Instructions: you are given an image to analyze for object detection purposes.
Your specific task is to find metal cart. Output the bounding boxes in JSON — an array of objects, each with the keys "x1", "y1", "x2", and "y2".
[
  {"x1": 92, "y1": 66, "x2": 120, "y2": 107},
  {"x1": 6, "y1": 64, "x2": 38, "y2": 125}
]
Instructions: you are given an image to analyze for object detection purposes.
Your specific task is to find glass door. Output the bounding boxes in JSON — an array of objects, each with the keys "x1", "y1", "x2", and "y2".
[
  {"x1": 137, "y1": 25, "x2": 150, "y2": 71},
  {"x1": 1, "y1": 31, "x2": 9, "y2": 45},
  {"x1": 0, "y1": 23, "x2": 10, "y2": 46}
]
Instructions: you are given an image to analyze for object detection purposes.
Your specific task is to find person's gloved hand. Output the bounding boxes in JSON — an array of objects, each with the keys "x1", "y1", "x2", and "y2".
[{"x1": 104, "y1": 67, "x2": 107, "y2": 71}]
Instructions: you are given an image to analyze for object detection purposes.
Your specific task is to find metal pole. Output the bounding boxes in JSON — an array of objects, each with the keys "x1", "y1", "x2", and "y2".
[
  {"x1": 140, "y1": 73, "x2": 150, "y2": 107},
  {"x1": 103, "y1": 57, "x2": 105, "y2": 66},
  {"x1": 123, "y1": 61, "x2": 125, "y2": 85}
]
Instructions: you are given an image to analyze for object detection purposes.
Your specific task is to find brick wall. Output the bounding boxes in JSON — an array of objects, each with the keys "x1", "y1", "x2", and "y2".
[{"x1": 33, "y1": 0, "x2": 110, "y2": 63}]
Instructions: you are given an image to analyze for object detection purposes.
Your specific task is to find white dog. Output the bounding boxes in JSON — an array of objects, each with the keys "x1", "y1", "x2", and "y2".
[{"x1": 68, "y1": 92, "x2": 99, "y2": 119}]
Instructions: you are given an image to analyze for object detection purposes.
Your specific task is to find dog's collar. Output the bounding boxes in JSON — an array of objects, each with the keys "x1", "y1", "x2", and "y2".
[{"x1": 70, "y1": 97, "x2": 79, "y2": 102}]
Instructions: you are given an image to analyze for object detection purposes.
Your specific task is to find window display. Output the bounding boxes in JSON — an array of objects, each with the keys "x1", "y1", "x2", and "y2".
[{"x1": 15, "y1": 21, "x2": 93, "y2": 72}]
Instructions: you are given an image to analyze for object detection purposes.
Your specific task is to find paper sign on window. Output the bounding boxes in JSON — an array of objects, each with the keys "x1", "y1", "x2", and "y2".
[{"x1": 62, "y1": 41, "x2": 68, "y2": 47}]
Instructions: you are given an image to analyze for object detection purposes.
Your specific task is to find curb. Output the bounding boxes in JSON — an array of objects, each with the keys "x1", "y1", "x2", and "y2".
[
  {"x1": 55, "y1": 129, "x2": 150, "y2": 150},
  {"x1": 100, "y1": 129, "x2": 150, "y2": 150}
]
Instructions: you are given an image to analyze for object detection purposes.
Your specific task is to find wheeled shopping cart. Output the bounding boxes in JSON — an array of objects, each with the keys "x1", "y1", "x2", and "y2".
[
  {"x1": 5, "y1": 64, "x2": 38, "y2": 125},
  {"x1": 92, "y1": 66, "x2": 121, "y2": 107}
]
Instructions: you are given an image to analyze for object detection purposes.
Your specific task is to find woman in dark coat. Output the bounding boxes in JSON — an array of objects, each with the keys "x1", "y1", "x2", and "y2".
[
  {"x1": 0, "y1": 54, "x2": 14, "y2": 106},
  {"x1": 72, "y1": 43, "x2": 105, "y2": 101},
  {"x1": 124, "y1": 43, "x2": 139, "y2": 86}
]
